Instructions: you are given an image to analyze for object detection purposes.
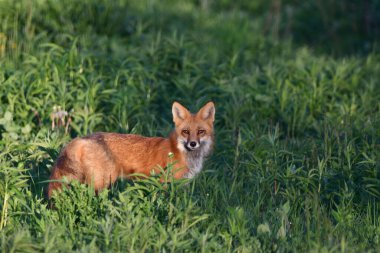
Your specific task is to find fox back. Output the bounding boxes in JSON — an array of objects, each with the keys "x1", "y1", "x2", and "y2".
[{"x1": 47, "y1": 101, "x2": 215, "y2": 199}]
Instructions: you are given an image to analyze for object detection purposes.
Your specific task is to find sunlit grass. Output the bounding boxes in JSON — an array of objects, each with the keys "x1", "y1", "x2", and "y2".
[{"x1": 0, "y1": 0, "x2": 379, "y2": 252}]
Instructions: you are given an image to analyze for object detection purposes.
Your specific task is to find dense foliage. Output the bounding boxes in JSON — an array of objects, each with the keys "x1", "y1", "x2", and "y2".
[{"x1": 0, "y1": 0, "x2": 379, "y2": 252}]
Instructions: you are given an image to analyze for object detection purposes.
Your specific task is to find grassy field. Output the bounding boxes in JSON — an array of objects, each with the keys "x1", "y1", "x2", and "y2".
[{"x1": 0, "y1": 0, "x2": 380, "y2": 252}]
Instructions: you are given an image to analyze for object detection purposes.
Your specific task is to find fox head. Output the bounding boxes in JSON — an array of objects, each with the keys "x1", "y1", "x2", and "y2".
[{"x1": 172, "y1": 101, "x2": 215, "y2": 153}]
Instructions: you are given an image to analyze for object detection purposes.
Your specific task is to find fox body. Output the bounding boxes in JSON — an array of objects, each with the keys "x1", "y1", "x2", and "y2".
[{"x1": 47, "y1": 101, "x2": 215, "y2": 199}]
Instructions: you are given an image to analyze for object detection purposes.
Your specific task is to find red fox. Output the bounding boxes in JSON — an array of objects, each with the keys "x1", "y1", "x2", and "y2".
[{"x1": 47, "y1": 101, "x2": 215, "y2": 198}]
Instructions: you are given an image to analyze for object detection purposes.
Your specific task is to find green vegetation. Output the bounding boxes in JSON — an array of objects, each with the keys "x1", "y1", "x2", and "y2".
[{"x1": 0, "y1": 0, "x2": 379, "y2": 252}]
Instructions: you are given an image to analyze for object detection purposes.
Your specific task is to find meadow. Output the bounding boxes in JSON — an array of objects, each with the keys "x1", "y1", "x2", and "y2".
[{"x1": 0, "y1": 0, "x2": 380, "y2": 252}]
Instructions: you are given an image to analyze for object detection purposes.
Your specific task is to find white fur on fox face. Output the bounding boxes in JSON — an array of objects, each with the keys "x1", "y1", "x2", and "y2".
[
  {"x1": 177, "y1": 137, "x2": 187, "y2": 153},
  {"x1": 182, "y1": 135, "x2": 213, "y2": 179},
  {"x1": 177, "y1": 135, "x2": 211, "y2": 154},
  {"x1": 199, "y1": 136, "x2": 212, "y2": 156}
]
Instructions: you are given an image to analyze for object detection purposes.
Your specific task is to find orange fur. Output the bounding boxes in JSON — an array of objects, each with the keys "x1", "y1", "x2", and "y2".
[{"x1": 47, "y1": 101, "x2": 215, "y2": 199}]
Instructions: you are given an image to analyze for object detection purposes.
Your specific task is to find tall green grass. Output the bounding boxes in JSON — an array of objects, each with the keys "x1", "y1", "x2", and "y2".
[{"x1": 0, "y1": 0, "x2": 379, "y2": 252}]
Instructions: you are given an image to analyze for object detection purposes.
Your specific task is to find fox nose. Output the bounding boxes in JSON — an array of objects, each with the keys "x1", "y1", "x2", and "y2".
[{"x1": 190, "y1": 141, "x2": 197, "y2": 147}]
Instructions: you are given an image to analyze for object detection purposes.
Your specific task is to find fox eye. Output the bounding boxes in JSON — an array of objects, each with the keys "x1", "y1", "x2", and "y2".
[
  {"x1": 198, "y1": 130, "x2": 205, "y2": 135},
  {"x1": 182, "y1": 130, "x2": 190, "y2": 135}
]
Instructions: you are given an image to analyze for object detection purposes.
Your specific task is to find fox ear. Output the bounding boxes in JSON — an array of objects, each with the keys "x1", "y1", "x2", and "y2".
[
  {"x1": 197, "y1": 101, "x2": 215, "y2": 123},
  {"x1": 172, "y1": 102, "x2": 190, "y2": 125}
]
